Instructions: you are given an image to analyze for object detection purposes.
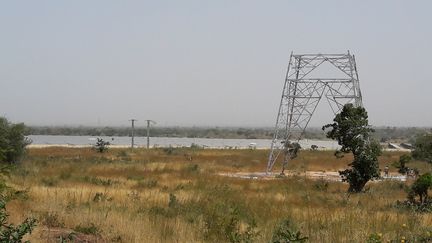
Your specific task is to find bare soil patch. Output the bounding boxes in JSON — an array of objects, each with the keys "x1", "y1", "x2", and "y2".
[{"x1": 219, "y1": 171, "x2": 407, "y2": 182}]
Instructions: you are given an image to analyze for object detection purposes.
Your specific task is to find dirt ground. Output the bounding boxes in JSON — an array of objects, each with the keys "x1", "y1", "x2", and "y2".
[{"x1": 219, "y1": 170, "x2": 408, "y2": 182}]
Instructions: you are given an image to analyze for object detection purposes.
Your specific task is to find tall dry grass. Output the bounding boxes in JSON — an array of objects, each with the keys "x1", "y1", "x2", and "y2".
[{"x1": 4, "y1": 147, "x2": 432, "y2": 242}]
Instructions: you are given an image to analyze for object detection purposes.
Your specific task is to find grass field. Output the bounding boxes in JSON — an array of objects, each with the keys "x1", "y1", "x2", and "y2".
[{"x1": 5, "y1": 147, "x2": 432, "y2": 242}]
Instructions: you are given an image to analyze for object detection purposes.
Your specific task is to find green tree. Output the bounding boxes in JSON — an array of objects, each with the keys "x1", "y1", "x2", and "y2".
[
  {"x1": 0, "y1": 117, "x2": 31, "y2": 164},
  {"x1": 322, "y1": 104, "x2": 381, "y2": 192},
  {"x1": 412, "y1": 134, "x2": 432, "y2": 163}
]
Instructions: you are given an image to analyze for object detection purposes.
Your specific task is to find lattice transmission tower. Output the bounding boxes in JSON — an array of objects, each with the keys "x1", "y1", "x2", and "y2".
[{"x1": 267, "y1": 51, "x2": 363, "y2": 174}]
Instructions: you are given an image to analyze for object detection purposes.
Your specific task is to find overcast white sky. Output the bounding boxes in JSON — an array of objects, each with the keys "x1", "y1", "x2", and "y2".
[{"x1": 1, "y1": 1, "x2": 431, "y2": 127}]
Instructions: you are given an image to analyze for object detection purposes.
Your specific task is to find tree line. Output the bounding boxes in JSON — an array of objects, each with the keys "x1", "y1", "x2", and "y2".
[{"x1": 26, "y1": 125, "x2": 431, "y2": 141}]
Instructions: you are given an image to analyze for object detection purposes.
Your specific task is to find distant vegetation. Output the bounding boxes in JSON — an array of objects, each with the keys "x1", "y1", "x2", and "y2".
[
  {"x1": 412, "y1": 133, "x2": 432, "y2": 163},
  {"x1": 27, "y1": 125, "x2": 431, "y2": 141},
  {"x1": 28, "y1": 126, "x2": 275, "y2": 139}
]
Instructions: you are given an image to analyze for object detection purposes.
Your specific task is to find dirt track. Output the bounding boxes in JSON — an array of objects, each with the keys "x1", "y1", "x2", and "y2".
[{"x1": 219, "y1": 171, "x2": 407, "y2": 182}]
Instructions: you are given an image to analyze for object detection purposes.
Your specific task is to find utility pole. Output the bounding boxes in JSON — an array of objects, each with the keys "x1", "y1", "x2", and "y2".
[
  {"x1": 129, "y1": 119, "x2": 137, "y2": 148},
  {"x1": 145, "y1": 120, "x2": 156, "y2": 149}
]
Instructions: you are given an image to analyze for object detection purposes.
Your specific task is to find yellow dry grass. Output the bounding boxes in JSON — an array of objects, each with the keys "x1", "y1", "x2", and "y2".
[{"x1": 4, "y1": 147, "x2": 432, "y2": 242}]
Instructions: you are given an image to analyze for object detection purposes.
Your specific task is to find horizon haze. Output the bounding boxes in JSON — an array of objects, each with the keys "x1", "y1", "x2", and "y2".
[{"x1": 1, "y1": 1, "x2": 431, "y2": 127}]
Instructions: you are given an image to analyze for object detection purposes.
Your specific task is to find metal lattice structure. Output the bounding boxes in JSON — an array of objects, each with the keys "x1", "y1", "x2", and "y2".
[{"x1": 267, "y1": 51, "x2": 363, "y2": 173}]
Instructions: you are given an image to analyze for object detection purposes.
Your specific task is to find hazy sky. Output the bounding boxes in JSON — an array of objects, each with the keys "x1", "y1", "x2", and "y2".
[{"x1": 1, "y1": 1, "x2": 431, "y2": 127}]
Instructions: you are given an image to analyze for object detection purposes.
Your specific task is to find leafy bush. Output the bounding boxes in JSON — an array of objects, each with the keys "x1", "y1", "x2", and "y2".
[
  {"x1": 366, "y1": 232, "x2": 382, "y2": 243},
  {"x1": 408, "y1": 173, "x2": 432, "y2": 204},
  {"x1": 58, "y1": 232, "x2": 77, "y2": 243},
  {"x1": 396, "y1": 173, "x2": 432, "y2": 212},
  {"x1": 93, "y1": 138, "x2": 110, "y2": 153},
  {"x1": 147, "y1": 194, "x2": 181, "y2": 219},
  {"x1": 313, "y1": 179, "x2": 329, "y2": 192},
  {"x1": 0, "y1": 200, "x2": 36, "y2": 242},
  {"x1": 202, "y1": 202, "x2": 257, "y2": 243},
  {"x1": 0, "y1": 117, "x2": 31, "y2": 164},
  {"x1": 157, "y1": 184, "x2": 259, "y2": 242},
  {"x1": 40, "y1": 212, "x2": 64, "y2": 228},
  {"x1": 0, "y1": 167, "x2": 12, "y2": 198},
  {"x1": 0, "y1": 163, "x2": 36, "y2": 242},
  {"x1": 392, "y1": 154, "x2": 412, "y2": 174},
  {"x1": 270, "y1": 218, "x2": 308, "y2": 243}
]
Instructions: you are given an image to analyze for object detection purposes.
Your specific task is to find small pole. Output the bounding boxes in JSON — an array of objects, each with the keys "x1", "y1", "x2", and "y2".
[
  {"x1": 129, "y1": 119, "x2": 137, "y2": 148},
  {"x1": 146, "y1": 120, "x2": 150, "y2": 149},
  {"x1": 144, "y1": 120, "x2": 156, "y2": 149}
]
